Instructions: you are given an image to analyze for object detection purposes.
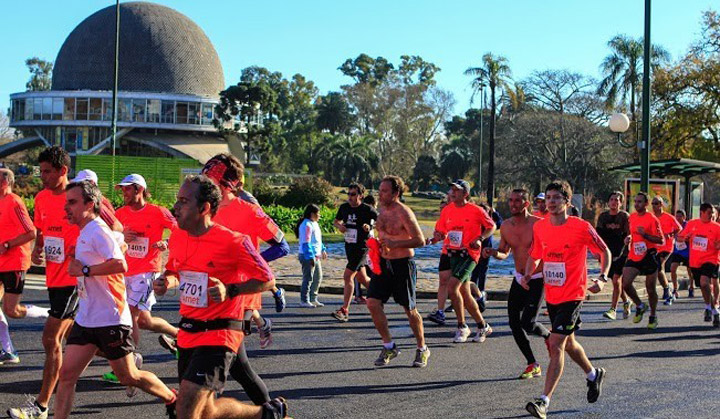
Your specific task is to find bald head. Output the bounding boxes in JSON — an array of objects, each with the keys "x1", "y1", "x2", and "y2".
[{"x1": 0, "y1": 168, "x2": 14, "y2": 188}]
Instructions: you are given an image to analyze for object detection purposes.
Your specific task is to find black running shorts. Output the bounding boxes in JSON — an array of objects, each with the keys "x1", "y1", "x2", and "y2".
[
  {"x1": 438, "y1": 253, "x2": 450, "y2": 271},
  {"x1": 368, "y1": 257, "x2": 417, "y2": 310},
  {"x1": 0, "y1": 271, "x2": 25, "y2": 294},
  {"x1": 345, "y1": 245, "x2": 369, "y2": 272},
  {"x1": 608, "y1": 256, "x2": 626, "y2": 278},
  {"x1": 48, "y1": 286, "x2": 79, "y2": 320},
  {"x1": 691, "y1": 263, "x2": 719, "y2": 281},
  {"x1": 624, "y1": 249, "x2": 658, "y2": 276},
  {"x1": 547, "y1": 300, "x2": 583, "y2": 336},
  {"x1": 66, "y1": 323, "x2": 135, "y2": 360},
  {"x1": 178, "y1": 346, "x2": 237, "y2": 393}
]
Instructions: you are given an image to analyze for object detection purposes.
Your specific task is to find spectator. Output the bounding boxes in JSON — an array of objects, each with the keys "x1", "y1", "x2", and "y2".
[{"x1": 295, "y1": 204, "x2": 327, "y2": 307}]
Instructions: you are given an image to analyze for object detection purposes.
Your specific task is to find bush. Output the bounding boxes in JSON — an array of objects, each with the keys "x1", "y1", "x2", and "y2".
[
  {"x1": 278, "y1": 177, "x2": 334, "y2": 209},
  {"x1": 263, "y1": 205, "x2": 337, "y2": 234},
  {"x1": 252, "y1": 178, "x2": 285, "y2": 206}
]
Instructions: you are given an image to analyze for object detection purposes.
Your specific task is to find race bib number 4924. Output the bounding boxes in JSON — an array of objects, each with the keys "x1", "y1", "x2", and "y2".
[{"x1": 44, "y1": 236, "x2": 65, "y2": 264}]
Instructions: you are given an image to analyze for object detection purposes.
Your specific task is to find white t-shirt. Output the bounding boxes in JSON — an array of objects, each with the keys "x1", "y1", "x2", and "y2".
[
  {"x1": 298, "y1": 219, "x2": 323, "y2": 257},
  {"x1": 74, "y1": 218, "x2": 132, "y2": 328}
]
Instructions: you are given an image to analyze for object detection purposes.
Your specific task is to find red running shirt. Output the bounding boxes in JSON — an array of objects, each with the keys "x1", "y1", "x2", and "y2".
[
  {"x1": 679, "y1": 219, "x2": 720, "y2": 268},
  {"x1": 0, "y1": 193, "x2": 34, "y2": 272},
  {"x1": 116, "y1": 204, "x2": 176, "y2": 275},
  {"x1": 529, "y1": 217, "x2": 608, "y2": 305},
  {"x1": 166, "y1": 224, "x2": 274, "y2": 351},
  {"x1": 656, "y1": 212, "x2": 682, "y2": 254},
  {"x1": 33, "y1": 189, "x2": 79, "y2": 288},
  {"x1": 627, "y1": 212, "x2": 664, "y2": 262},
  {"x1": 435, "y1": 202, "x2": 495, "y2": 262}
]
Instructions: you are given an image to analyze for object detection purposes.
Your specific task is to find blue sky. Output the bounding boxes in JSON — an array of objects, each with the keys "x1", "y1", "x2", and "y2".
[{"x1": 1, "y1": 0, "x2": 716, "y2": 115}]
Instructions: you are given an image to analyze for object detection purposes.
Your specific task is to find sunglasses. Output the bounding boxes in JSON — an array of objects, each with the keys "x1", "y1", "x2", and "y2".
[{"x1": 348, "y1": 192, "x2": 358, "y2": 197}]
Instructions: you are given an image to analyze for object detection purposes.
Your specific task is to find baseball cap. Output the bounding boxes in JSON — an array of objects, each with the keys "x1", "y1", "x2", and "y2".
[
  {"x1": 449, "y1": 179, "x2": 471, "y2": 194},
  {"x1": 72, "y1": 169, "x2": 98, "y2": 184},
  {"x1": 116, "y1": 174, "x2": 147, "y2": 190},
  {"x1": 535, "y1": 193, "x2": 546, "y2": 201}
]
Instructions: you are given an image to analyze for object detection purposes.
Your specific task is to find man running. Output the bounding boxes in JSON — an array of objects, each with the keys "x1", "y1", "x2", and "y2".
[
  {"x1": 596, "y1": 191, "x2": 631, "y2": 320},
  {"x1": 484, "y1": 188, "x2": 550, "y2": 379},
  {"x1": 53, "y1": 180, "x2": 177, "y2": 419},
  {"x1": 433, "y1": 179, "x2": 495, "y2": 343},
  {"x1": 332, "y1": 183, "x2": 377, "y2": 321},
  {"x1": 622, "y1": 192, "x2": 665, "y2": 329},
  {"x1": 668, "y1": 210, "x2": 693, "y2": 299},
  {"x1": 651, "y1": 197, "x2": 682, "y2": 305},
  {"x1": 70, "y1": 169, "x2": 124, "y2": 232},
  {"x1": 426, "y1": 195, "x2": 450, "y2": 325},
  {"x1": 523, "y1": 181, "x2": 609, "y2": 419},
  {"x1": 0, "y1": 168, "x2": 47, "y2": 365},
  {"x1": 153, "y1": 175, "x2": 288, "y2": 418},
  {"x1": 367, "y1": 176, "x2": 429, "y2": 367},
  {"x1": 677, "y1": 203, "x2": 720, "y2": 326},
  {"x1": 532, "y1": 193, "x2": 550, "y2": 219}
]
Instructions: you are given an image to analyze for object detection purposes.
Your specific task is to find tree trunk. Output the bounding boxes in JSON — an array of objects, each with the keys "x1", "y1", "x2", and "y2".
[{"x1": 487, "y1": 85, "x2": 497, "y2": 206}]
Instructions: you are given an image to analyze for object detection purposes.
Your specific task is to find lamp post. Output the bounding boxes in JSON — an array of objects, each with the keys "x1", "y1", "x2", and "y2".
[
  {"x1": 640, "y1": 0, "x2": 652, "y2": 194},
  {"x1": 477, "y1": 83, "x2": 485, "y2": 197},
  {"x1": 110, "y1": 0, "x2": 120, "y2": 186}
]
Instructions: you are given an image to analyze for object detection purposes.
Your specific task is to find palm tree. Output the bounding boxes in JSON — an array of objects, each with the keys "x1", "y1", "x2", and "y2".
[
  {"x1": 464, "y1": 53, "x2": 512, "y2": 206},
  {"x1": 315, "y1": 134, "x2": 376, "y2": 185},
  {"x1": 597, "y1": 35, "x2": 669, "y2": 122}
]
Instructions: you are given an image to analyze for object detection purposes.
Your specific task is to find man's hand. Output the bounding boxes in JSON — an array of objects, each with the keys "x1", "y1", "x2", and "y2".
[
  {"x1": 362, "y1": 223, "x2": 370, "y2": 232},
  {"x1": 588, "y1": 278, "x2": 606, "y2": 294},
  {"x1": 208, "y1": 277, "x2": 227, "y2": 303},
  {"x1": 482, "y1": 247, "x2": 495, "y2": 259},
  {"x1": 380, "y1": 238, "x2": 396, "y2": 250},
  {"x1": 321, "y1": 250, "x2": 328, "y2": 260},
  {"x1": 469, "y1": 238, "x2": 483, "y2": 250},
  {"x1": 32, "y1": 245, "x2": 44, "y2": 265},
  {"x1": 624, "y1": 235, "x2": 631, "y2": 245},
  {"x1": 153, "y1": 276, "x2": 169, "y2": 296},
  {"x1": 337, "y1": 224, "x2": 347, "y2": 233},
  {"x1": 520, "y1": 274, "x2": 531, "y2": 291},
  {"x1": 433, "y1": 231, "x2": 445, "y2": 243},
  {"x1": 153, "y1": 240, "x2": 168, "y2": 251},
  {"x1": 68, "y1": 259, "x2": 84, "y2": 277}
]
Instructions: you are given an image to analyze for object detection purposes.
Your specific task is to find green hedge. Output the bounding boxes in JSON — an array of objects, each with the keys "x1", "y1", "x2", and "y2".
[{"x1": 263, "y1": 205, "x2": 337, "y2": 234}]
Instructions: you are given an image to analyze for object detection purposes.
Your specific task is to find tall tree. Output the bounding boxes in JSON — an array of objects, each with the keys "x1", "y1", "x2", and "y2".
[
  {"x1": 464, "y1": 53, "x2": 512, "y2": 206},
  {"x1": 25, "y1": 57, "x2": 53, "y2": 91},
  {"x1": 315, "y1": 92, "x2": 355, "y2": 135}
]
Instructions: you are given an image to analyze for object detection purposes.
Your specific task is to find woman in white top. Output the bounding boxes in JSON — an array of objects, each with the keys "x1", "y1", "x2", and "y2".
[{"x1": 295, "y1": 204, "x2": 327, "y2": 307}]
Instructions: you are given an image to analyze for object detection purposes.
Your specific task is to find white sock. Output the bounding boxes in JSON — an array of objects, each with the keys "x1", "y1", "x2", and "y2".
[
  {"x1": 418, "y1": 345, "x2": 428, "y2": 352},
  {"x1": 587, "y1": 367, "x2": 597, "y2": 381},
  {"x1": 540, "y1": 395, "x2": 550, "y2": 406},
  {"x1": 0, "y1": 310, "x2": 14, "y2": 353},
  {"x1": 24, "y1": 304, "x2": 49, "y2": 319},
  {"x1": 383, "y1": 341, "x2": 395, "y2": 350}
]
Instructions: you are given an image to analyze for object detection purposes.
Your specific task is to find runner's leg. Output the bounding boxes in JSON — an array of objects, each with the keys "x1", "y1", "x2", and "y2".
[
  {"x1": 37, "y1": 316, "x2": 74, "y2": 407},
  {"x1": 670, "y1": 263, "x2": 680, "y2": 296},
  {"x1": 622, "y1": 267, "x2": 643, "y2": 307},
  {"x1": 508, "y1": 280, "x2": 535, "y2": 365},
  {"x1": 229, "y1": 342, "x2": 271, "y2": 405},
  {"x1": 367, "y1": 298, "x2": 392, "y2": 344},
  {"x1": 436, "y1": 270, "x2": 450, "y2": 311},
  {"x1": 136, "y1": 310, "x2": 178, "y2": 338},
  {"x1": 645, "y1": 273, "x2": 659, "y2": 316},
  {"x1": 53, "y1": 343, "x2": 97, "y2": 419},
  {"x1": 521, "y1": 278, "x2": 550, "y2": 339},
  {"x1": 110, "y1": 353, "x2": 175, "y2": 401},
  {"x1": 404, "y1": 307, "x2": 426, "y2": 348},
  {"x1": 341, "y1": 268, "x2": 357, "y2": 312},
  {"x1": 460, "y1": 282, "x2": 486, "y2": 327},
  {"x1": 543, "y1": 333, "x2": 569, "y2": 399},
  {"x1": 448, "y1": 276, "x2": 465, "y2": 326}
]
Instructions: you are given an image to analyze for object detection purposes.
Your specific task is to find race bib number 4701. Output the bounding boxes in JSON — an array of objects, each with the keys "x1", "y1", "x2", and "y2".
[
  {"x1": 179, "y1": 271, "x2": 208, "y2": 308},
  {"x1": 44, "y1": 236, "x2": 65, "y2": 264},
  {"x1": 543, "y1": 262, "x2": 567, "y2": 287}
]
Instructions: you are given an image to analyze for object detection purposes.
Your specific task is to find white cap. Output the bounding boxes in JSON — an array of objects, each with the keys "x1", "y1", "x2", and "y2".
[
  {"x1": 72, "y1": 169, "x2": 99, "y2": 184},
  {"x1": 116, "y1": 174, "x2": 147, "y2": 190},
  {"x1": 535, "y1": 193, "x2": 546, "y2": 201}
]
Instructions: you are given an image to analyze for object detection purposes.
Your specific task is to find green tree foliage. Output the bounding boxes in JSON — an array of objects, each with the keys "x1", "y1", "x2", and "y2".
[
  {"x1": 439, "y1": 138, "x2": 474, "y2": 182},
  {"x1": 411, "y1": 155, "x2": 439, "y2": 191},
  {"x1": 315, "y1": 92, "x2": 355, "y2": 135},
  {"x1": 25, "y1": 57, "x2": 53, "y2": 91},
  {"x1": 278, "y1": 176, "x2": 334, "y2": 208},
  {"x1": 315, "y1": 134, "x2": 377, "y2": 186}
]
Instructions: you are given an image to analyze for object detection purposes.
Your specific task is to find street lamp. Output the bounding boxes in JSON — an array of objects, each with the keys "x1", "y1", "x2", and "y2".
[
  {"x1": 477, "y1": 83, "x2": 485, "y2": 197},
  {"x1": 609, "y1": 113, "x2": 635, "y2": 148}
]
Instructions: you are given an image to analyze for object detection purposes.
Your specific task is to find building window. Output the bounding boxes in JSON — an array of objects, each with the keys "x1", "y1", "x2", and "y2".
[
  {"x1": 102, "y1": 99, "x2": 112, "y2": 121},
  {"x1": 201, "y1": 103, "x2": 214, "y2": 125},
  {"x1": 176, "y1": 102, "x2": 188, "y2": 124},
  {"x1": 89, "y1": 98, "x2": 103, "y2": 121},
  {"x1": 25, "y1": 99, "x2": 33, "y2": 121},
  {"x1": 161, "y1": 101, "x2": 175, "y2": 124},
  {"x1": 187, "y1": 102, "x2": 199, "y2": 124},
  {"x1": 42, "y1": 98, "x2": 52, "y2": 120},
  {"x1": 76, "y1": 98, "x2": 89, "y2": 120},
  {"x1": 12, "y1": 100, "x2": 25, "y2": 122},
  {"x1": 147, "y1": 99, "x2": 160, "y2": 123},
  {"x1": 118, "y1": 99, "x2": 132, "y2": 122},
  {"x1": 132, "y1": 99, "x2": 146, "y2": 122},
  {"x1": 64, "y1": 98, "x2": 75, "y2": 121}
]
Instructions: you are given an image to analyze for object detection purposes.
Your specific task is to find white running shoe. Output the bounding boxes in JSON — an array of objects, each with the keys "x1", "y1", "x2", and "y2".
[
  {"x1": 471, "y1": 323, "x2": 493, "y2": 343},
  {"x1": 7, "y1": 395, "x2": 48, "y2": 419},
  {"x1": 453, "y1": 325, "x2": 471, "y2": 343}
]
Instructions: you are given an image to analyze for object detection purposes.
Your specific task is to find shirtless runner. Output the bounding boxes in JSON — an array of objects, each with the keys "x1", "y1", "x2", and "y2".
[
  {"x1": 367, "y1": 176, "x2": 429, "y2": 367},
  {"x1": 484, "y1": 188, "x2": 550, "y2": 379}
]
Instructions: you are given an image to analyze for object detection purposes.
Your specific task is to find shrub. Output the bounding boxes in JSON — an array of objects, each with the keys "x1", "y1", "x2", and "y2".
[
  {"x1": 278, "y1": 176, "x2": 334, "y2": 209},
  {"x1": 252, "y1": 178, "x2": 285, "y2": 206},
  {"x1": 263, "y1": 205, "x2": 337, "y2": 234}
]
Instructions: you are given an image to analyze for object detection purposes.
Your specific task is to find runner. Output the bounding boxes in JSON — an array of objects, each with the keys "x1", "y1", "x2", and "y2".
[
  {"x1": 523, "y1": 181, "x2": 609, "y2": 419},
  {"x1": 355, "y1": 194, "x2": 378, "y2": 303},
  {"x1": 622, "y1": 192, "x2": 665, "y2": 329},
  {"x1": 70, "y1": 169, "x2": 124, "y2": 232},
  {"x1": 153, "y1": 175, "x2": 288, "y2": 418},
  {"x1": 596, "y1": 191, "x2": 631, "y2": 320},
  {"x1": 8, "y1": 146, "x2": 120, "y2": 419},
  {"x1": 426, "y1": 195, "x2": 450, "y2": 325},
  {"x1": 52, "y1": 180, "x2": 177, "y2": 419},
  {"x1": 470, "y1": 203, "x2": 502, "y2": 312},
  {"x1": 668, "y1": 210, "x2": 693, "y2": 300},
  {"x1": 0, "y1": 168, "x2": 47, "y2": 365},
  {"x1": 532, "y1": 193, "x2": 550, "y2": 219},
  {"x1": 677, "y1": 203, "x2": 720, "y2": 327},
  {"x1": 368, "y1": 176, "x2": 430, "y2": 367},
  {"x1": 114, "y1": 174, "x2": 178, "y2": 351},
  {"x1": 433, "y1": 179, "x2": 495, "y2": 343},
  {"x1": 332, "y1": 183, "x2": 377, "y2": 321},
  {"x1": 484, "y1": 188, "x2": 550, "y2": 379},
  {"x1": 651, "y1": 196, "x2": 682, "y2": 305}
]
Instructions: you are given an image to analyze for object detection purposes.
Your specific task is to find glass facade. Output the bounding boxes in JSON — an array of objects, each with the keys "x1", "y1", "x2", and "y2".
[{"x1": 11, "y1": 96, "x2": 217, "y2": 126}]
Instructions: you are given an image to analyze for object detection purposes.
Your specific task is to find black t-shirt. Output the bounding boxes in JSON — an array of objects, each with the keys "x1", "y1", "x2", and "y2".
[
  {"x1": 596, "y1": 210, "x2": 630, "y2": 256},
  {"x1": 335, "y1": 202, "x2": 378, "y2": 248}
]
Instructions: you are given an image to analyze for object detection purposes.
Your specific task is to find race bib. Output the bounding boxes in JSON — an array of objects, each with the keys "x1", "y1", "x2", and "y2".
[
  {"x1": 76, "y1": 276, "x2": 87, "y2": 299},
  {"x1": 675, "y1": 241, "x2": 687, "y2": 251},
  {"x1": 448, "y1": 231, "x2": 463, "y2": 248},
  {"x1": 633, "y1": 241, "x2": 648, "y2": 256},
  {"x1": 344, "y1": 228, "x2": 358, "y2": 244},
  {"x1": 179, "y1": 271, "x2": 208, "y2": 308},
  {"x1": 127, "y1": 237, "x2": 149, "y2": 259},
  {"x1": 543, "y1": 262, "x2": 567, "y2": 287},
  {"x1": 692, "y1": 236, "x2": 708, "y2": 252},
  {"x1": 44, "y1": 236, "x2": 65, "y2": 264}
]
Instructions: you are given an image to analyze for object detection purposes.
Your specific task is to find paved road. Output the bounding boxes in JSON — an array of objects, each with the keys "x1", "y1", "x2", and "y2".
[{"x1": 1, "y1": 283, "x2": 719, "y2": 418}]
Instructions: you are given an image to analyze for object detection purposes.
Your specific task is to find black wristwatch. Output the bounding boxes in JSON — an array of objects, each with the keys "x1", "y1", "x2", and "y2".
[
  {"x1": 82, "y1": 265, "x2": 91, "y2": 277},
  {"x1": 597, "y1": 273, "x2": 608, "y2": 283}
]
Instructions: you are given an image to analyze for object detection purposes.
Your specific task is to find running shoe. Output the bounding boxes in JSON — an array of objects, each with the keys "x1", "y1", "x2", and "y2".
[
  {"x1": 426, "y1": 309, "x2": 446, "y2": 325},
  {"x1": 0, "y1": 350, "x2": 20, "y2": 365},
  {"x1": 704, "y1": 309, "x2": 712, "y2": 322},
  {"x1": 525, "y1": 398, "x2": 548, "y2": 419},
  {"x1": 476, "y1": 291, "x2": 487, "y2": 313},
  {"x1": 714, "y1": 314, "x2": 720, "y2": 328},
  {"x1": 262, "y1": 396, "x2": 289, "y2": 419},
  {"x1": 661, "y1": 288, "x2": 670, "y2": 301},
  {"x1": 519, "y1": 363, "x2": 542, "y2": 379},
  {"x1": 7, "y1": 396, "x2": 47, "y2": 419},
  {"x1": 354, "y1": 296, "x2": 367, "y2": 305},
  {"x1": 126, "y1": 352, "x2": 143, "y2": 398},
  {"x1": 453, "y1": 325, "x2": 471, "y2": 343},
  {"x1": 158, "y1": 334, "x2": 178, "y2": 358},
  {"x1": 633, "y1": 303, "x2": 647, "y2": 324},
  {"x1": 673, "y1": 290, "x2": 680, "y2": 300},
  {"x1": 471, "y1": 323, "x2": 493, "y2": 343},
  {"x1": 412, "y1": 347, "x2": 431, "y2": 368},
  {"x1": 259, "y1": 318, "x2": 273, "y2": 349},
  {"x1": 102, "y1": 371, "x2": 120, "y2": 383},
  {"x1": 299, "y1": 301, "x2": 315, "y2": 308},
  {"x1": 165, "y1": 389, "x2": 178, "y2": 419},
  {"x1": 586, "y1": 367, "x2": 606, "y2": 403},
  {"x1": 444, "y1": 305, "x2": 454, "y2": 313},
  {"x1": 374, "y1": 344, "x2": 400, "y2": 366},
  {"x1": 273, "y1": 288, "x2": 286, "y2": 313},
  {"x1": 332, "y1": 308, "x2": 349, "y2": 322},
  {"x1": 602, "y1": 309, "x2": 616, "y2": 320},
  {"x1": 663, "y1": 295, "x2": 673, "y2": 306},
  {"x1": 689, "y1": 288, "x2": 695, "y2": 298},
  {"x1": 311, "y1": 300, "x2": 325, "y2": 307},
  {"x1": 622, "y1": 301, "x2": 632, "y2": 319},
  {"x1": 647, "y1": 316, "x2": 659, "y2": 330}
]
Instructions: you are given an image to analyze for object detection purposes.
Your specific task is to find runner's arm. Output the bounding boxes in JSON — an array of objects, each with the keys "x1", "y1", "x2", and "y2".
[
  {"x1": 488, "y1": 230, "x2": 511, "y2": 260},
  {"x1": 333, "y1": 218, "x2": 347, "y2": 233},
  {"x1": 260, "y1": 237, "x2": 290, "y2": 263},
  {"x1": 227, "y1": 278, "x2": 276, "y2": 298},
  {"x1": 69, "y1": 257, "x2": 127, "y2": 277}
]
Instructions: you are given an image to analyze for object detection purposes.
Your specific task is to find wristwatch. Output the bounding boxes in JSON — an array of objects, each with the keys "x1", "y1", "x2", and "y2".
[
  {"x1": 2, "y1": 242, "x2": 9, "y2": 250},
  {"x1": 597, "y1": 273, "x2": 608, "y2": 283},
  {"x1": 82, "y1": 265, "x2": 91, "y2": 277}
]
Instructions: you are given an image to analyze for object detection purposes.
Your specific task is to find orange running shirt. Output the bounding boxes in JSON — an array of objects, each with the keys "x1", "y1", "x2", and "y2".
[
  {"x1": 627, "y1": 212, "x2": 663, "y2": 262},
  {"x1": 213, "y1": 198, "x2": 283, "y2": 310},
  {"x1": 116, "y1": 204, "x2": 176, "y2": 275},
  {"x1": 680, "y1": 219, "x2": 720, "y2": 268},
  {"x1": 33, "y1": 189, "x2": 79, "y2": 288},
  {"x1": 656, "y1": 212, "x2": 682, "y2": 254},
  {"x1": 532, "y1": 210, "x2": 550, "y2": 220},
  {"x1": 435, "y1": 202, "x2": 495, "y2": 262},
  {"x1": 166, "y1": 224, "x2": 274, "y2": 351},
  {"x1": 0, "y1": 193, "x2": 34, "y2": 272},
  {"x1": 529, "y1": 217, "x2": 608, "y2": 305}
]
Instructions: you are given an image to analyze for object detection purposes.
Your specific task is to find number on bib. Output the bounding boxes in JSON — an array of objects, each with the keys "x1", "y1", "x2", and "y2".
[
  {"x1": 344, "y1": 228, "x2": 358, "y2": 244},
  {"x1": 633, "y1": 241, "x2": 648, "y2": 256},
  {"x1": 179, "y1": 271, "x2": 209, "y2": 308},
  {"x1": 44, "y1": 236, "x2": 65, "y2": 264},
  {"x1": 127, "y1": 237, "x2": 150, "y2": 259},
  {"x1": 692, "y1": 236, "x2": 708, "y2": 252},
  {"x1": 675, "y1": 241, "x2": 687, "y2": 251},
  {"x1": 447, "y1": 231, "x2": 463, "y2": 249},
  {"x1": 543, "y1": 262, "x2": 567, "y2": 287}
]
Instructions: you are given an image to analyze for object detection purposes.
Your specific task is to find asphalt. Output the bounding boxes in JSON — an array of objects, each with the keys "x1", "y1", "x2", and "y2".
[{"x1": 1, "y1": 282, "x2": 719, "y2": 418}]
